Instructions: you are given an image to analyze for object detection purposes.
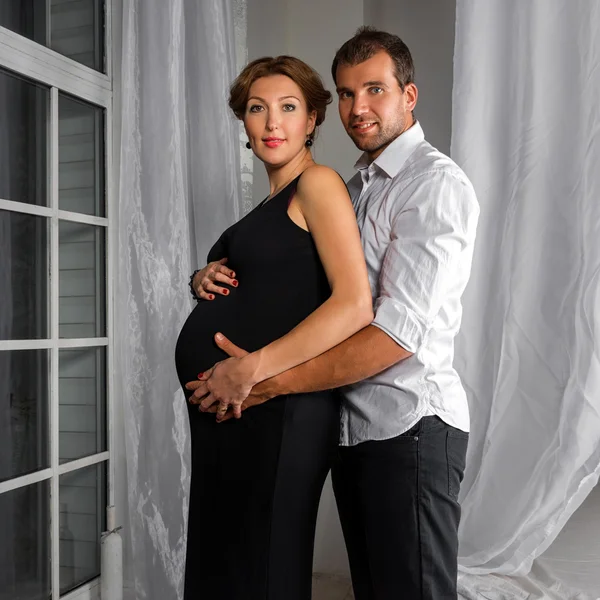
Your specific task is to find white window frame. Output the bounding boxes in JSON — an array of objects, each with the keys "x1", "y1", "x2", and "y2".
[{"x1": 0, "y1": 1, "x2": 115, "y2": 597}]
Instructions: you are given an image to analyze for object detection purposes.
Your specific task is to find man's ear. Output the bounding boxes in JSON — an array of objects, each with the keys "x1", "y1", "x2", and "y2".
[{"x1": 405, "y1": 83, "x2": 418, "y2": 113}]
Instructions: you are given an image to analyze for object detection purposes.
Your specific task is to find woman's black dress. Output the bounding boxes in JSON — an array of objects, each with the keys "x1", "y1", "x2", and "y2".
[{"x1": 175, "y1": 176, "x2": 340, "y2": 600}]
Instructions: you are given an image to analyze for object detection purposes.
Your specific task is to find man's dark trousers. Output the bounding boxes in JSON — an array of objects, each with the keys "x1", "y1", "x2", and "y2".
[{"x1": 332, "y1": 415, "x2": 468, "y2": 600}]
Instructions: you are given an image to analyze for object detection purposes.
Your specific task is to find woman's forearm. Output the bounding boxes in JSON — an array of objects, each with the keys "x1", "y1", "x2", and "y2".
[{"x1": 243, "y1": 293, "x2": 373, "y2": 385}]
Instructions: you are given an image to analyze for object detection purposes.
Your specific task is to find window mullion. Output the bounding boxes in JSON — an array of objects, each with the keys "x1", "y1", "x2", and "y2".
[
  {"x1": 50, "y1": 85, "x2": 61, "y2": 600},
  {"x1": 105, "y1": 98, "x2": 114, "y2": 509}
]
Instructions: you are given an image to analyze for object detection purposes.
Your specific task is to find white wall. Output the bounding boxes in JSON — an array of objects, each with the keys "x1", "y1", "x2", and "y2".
[{"x1": 364, "y1": 0, "x2": 456, "y2": 156}]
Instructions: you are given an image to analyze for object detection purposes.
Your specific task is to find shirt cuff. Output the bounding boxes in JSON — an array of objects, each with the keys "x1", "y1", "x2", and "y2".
[{"x1": 372, "y1": 297, "x2": 426, "y2": 354}]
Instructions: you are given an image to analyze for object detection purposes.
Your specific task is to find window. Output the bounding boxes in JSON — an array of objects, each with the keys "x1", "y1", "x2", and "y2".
[
  {"x1": 0, "y1": 3, "x2": 112, "y2": 599},
  {"x1": 0, "y1": 0, "x2": 105, "y2": 73}
]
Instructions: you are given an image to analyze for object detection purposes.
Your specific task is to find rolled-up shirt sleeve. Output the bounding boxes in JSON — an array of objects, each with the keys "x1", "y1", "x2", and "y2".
[{"x1": 372, "y1": 170, "x2": 478, "y2": 353}]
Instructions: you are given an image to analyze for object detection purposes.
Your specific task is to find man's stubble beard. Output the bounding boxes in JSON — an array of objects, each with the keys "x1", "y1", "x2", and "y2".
[{"x1": 348, "y1": 113, "x2": 408, "y2": 155}]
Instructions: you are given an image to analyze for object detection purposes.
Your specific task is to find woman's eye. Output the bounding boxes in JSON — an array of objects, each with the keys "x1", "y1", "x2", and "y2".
[
  {"x1": 283, "y1": 104, "x2": 296, "y2": 112},
  {"x1": 249, "y1": 105, "x2": 263, "y2": 113}
]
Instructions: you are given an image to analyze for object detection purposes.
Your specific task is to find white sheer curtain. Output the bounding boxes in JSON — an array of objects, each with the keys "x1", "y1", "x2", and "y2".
[
  {"x1": 452, "y1": 0, "x2": 600, "y2": 597},
  {"x1": 116, "y1": 1, "x2": 246, "y2": 597}
]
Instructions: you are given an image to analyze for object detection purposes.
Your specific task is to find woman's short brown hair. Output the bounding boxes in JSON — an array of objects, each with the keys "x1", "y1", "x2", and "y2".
[{"x1": 229, "y1": 56, "x2": 332, "y2": 135}]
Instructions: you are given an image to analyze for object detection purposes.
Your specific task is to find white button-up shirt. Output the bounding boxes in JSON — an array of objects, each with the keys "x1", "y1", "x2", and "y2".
[{"x1": 340, "y1": 122, "x2": 479, "y2": 446}]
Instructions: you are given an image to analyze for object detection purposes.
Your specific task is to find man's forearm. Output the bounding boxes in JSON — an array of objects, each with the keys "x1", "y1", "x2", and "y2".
[{"x1": 266, "y1": 324, "x2": 412, "y2": 396}]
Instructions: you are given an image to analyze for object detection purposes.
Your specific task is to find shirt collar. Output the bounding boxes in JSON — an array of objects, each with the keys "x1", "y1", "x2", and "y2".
[{"x1": 353, "y1": 121, "x2": 425, "y2": 179}]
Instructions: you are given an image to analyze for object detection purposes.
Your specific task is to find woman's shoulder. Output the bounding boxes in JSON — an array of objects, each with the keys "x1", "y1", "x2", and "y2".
[{"x1": 297, "y1": 164, "x2": 347, "y2": 198}]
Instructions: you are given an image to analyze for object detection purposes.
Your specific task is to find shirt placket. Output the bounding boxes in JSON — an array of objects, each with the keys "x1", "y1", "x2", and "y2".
[{"x1": 355, "y1": 167, "x2": 375, "y2": 227}]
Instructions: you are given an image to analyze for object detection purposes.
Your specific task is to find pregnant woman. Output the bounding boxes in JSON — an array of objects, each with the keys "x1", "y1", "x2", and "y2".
[{"x1": 175, "y1": 56, "x2": 373, "y2": 600}]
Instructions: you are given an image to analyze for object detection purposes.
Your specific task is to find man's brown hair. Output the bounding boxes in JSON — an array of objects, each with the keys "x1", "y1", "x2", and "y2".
[{"x1": 331, "y1": 26, "x2": 415, "y2": 91}]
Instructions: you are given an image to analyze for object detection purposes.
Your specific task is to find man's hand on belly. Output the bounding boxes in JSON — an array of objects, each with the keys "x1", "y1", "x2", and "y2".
[
  {"x1": 186, "y1": 325, "x2": 412, "y2": 421},
  {"x1": 185, "y1": 333, "x2": 285, "y2": 422}
]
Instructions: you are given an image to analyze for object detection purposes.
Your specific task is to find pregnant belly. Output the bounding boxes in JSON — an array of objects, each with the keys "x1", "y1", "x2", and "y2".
[{"x1": 174, "y1": 285, "x2": 321, "y2": 390}]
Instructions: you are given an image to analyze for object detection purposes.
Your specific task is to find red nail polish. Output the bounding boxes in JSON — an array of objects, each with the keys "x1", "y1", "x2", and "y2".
[
  {"x1": 232, "y1": 280, "x2": 238, "y2": 287},
  {"x1": 223, "y1": 289, "x2": 229, "y2": 295},
  {"x1": 209, "y1": 294, "x2": 215, "y2": 300},
  {"x1": 197, "y1": 373, "x2": 203, "y2": 379}
]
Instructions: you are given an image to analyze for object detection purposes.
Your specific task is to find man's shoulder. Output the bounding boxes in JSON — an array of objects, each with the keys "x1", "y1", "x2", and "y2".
[
  {"x1": 404, "y1": 139, "x2": 470, "y2": 186},
  {"x1": 386, "y1": 140, "x2": 478, "y2": 216}
]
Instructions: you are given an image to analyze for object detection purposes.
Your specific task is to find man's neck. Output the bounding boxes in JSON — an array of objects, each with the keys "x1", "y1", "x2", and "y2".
[{"x1": 365, "y1": 117, "x2": 417, "y2": 163}]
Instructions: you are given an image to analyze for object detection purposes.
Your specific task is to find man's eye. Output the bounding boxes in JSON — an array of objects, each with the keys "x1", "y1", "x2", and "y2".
[
  {"x1": 339, "y1": 91, "x2": 352, "y2": 99},
  {"x1": 370, "y1": 87, "x2": 383, "y2": 94}
]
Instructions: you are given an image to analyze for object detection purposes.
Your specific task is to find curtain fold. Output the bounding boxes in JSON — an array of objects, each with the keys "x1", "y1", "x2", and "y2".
[
  {"x1": 116, "y1": 1, "x2": 245, "y2": 597},
  {"x1": 452, "y1": 0, "x2": 600, "y2": 592}
]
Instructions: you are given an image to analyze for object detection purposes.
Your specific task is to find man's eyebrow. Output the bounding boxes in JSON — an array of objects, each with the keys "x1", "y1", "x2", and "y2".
[{"x1": 363, "y1": 80, "x2": 387, "y2": 87}]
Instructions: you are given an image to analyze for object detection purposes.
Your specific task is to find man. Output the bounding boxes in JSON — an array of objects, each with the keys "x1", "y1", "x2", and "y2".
[{"x1": 189, "y1": 27, "x2": 479, "y2": 599}]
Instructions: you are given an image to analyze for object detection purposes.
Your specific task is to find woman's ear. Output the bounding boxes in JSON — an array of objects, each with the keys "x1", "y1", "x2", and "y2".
[{"x1": 307, "y1": 110, "x2": 317, "y2": 136}]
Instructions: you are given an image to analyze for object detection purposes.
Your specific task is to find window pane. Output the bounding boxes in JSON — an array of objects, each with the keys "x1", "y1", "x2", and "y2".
[
  {"x1": 59, "y1": 463, "x2": 106, "y2": 594},
  {"x1": 59, "y1": 95, "x2": 105, "y2": 217},
  {"x1": 0, "y1": 481, "x2": 51, "y2": 600},
  {"x1": 0, "y1": 211, "x2": 49, "y2": 341},
  {"x1": 0, "y1": 2, "x2": 47, "y2": 51},
  {"x1": 59, "y1": 348, "x2": 106, "y2": 464},
  {"x1": 59, "y1": 221, "x2": 106, "y2": 338},
  {"x1": 0, "y1": 69, "x2": 48, "y2": 207},
  {"x1": 0, "y1": 350, "x2": 49, "y2": 483},
  {"x1": 0, "y1": 0, "x2": 105, "y2": 73}
]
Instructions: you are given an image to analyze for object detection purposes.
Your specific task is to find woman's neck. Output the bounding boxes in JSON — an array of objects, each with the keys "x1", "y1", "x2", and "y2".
[{"x1": 265, "y1": 151, "x2": 314, "y2": 200}]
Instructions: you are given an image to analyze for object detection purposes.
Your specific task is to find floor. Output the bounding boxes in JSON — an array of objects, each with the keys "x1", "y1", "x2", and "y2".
[
  {"x1": 534, "y1": 482, "x2": 600, "y2": 598},
  {"x1": 312, "y1": 573, "x2": 354, "y2": 600},
  {"x1": 459, "y1": 484, "x2": 600, "y2": 599}
]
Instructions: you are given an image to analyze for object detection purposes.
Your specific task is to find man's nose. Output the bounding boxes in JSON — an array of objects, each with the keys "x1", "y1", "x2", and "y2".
[{"x1": 351, "y1": 97, "x2": 369, "y2": 116}]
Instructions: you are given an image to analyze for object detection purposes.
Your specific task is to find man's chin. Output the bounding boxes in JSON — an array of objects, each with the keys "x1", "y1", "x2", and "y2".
[{"x1": 350, "y1": 135, "x2": 383, "y2": 153}]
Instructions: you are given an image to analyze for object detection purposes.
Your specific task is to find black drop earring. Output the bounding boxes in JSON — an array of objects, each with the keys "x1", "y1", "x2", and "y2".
[
  {"x1": 305, "y1": 137, "x2": 313, "y2": 148},
  {"x1": 246, "y1": 141, "x2": 251, "y2": 149}
]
